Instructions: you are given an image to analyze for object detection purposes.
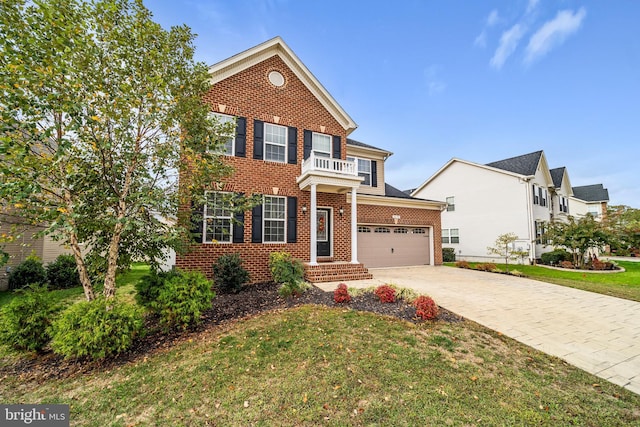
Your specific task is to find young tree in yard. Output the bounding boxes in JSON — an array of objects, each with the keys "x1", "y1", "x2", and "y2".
[
  {"x1": 605, "y1": 205, "x2": 640, "y2": 256},
  {"x1": 543, "y1": 216, "x2": 611, "y2": 268},
  {"x1": 487, "y1": 233, "x2": 528, "y2": 272},
  {"x1": 0, "y1": 0, "x2": 237, "y2": 300}
]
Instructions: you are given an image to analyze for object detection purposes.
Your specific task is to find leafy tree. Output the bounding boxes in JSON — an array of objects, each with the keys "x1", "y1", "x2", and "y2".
[
  {"x1": 605, "y1": 205, "x2": 640, "y2": 255},
  {"x1": 1, "y1": 0, "x2": 242, "y2": 300},
  {"x1": 486, "y1": 232, "x2": 528, "y2": 272},
  {"x1": 542, "y1": 216, "x2": 611, "y2": 268}
]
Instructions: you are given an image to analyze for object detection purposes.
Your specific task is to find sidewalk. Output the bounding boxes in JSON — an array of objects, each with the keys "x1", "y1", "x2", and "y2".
[{"x1": 317, "y1": 265, "x2": 640, "y2": 395}]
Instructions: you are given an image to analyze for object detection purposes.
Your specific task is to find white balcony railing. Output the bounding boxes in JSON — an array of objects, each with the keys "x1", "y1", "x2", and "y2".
[{"x1": 301, "y1": 152, "x2": 358, "y2": 176}]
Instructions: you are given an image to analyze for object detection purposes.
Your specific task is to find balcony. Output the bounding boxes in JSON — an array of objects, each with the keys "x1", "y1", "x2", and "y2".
[{"x1": 297, "y1": 152, "x2": 363, "y2": 193}]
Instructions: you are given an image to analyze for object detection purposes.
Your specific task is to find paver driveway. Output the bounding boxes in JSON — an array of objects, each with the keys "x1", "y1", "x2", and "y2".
[{"x1": 318, "y1": 265, "x2": 640, "y2": 395}]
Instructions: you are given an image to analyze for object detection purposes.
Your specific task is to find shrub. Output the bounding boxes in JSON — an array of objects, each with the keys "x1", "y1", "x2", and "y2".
[
  {"x1": 50, "y1": 297, "x2": 144, "y2": 359},
  {"x1": 46, "y1": 254, "x2": 81, "y2": 290},
  {"x1": 390, "y1": 285, "x2": 418, "y2": 303},
  {"x1": 374, "y1": 285, "x2": 396, "y2": 303},
  {"x1": 135, "y1": 269, "x2": 180, "y2": 308},
  {"x1": 442, "y1": 248, "x2": 456, "y2": 262},
  {"x1": 269, "y1": 252, "x2": 304, "y2": 285},
  {"x1": 212, "y1": 253, "x2": 250, "y2": 294},
  {"x1": 509, "y1": 269, "x2": 525, "y2": 277},
  {"x1": 7, "y1": 257, "x2": 47, "y2": 290},
  {"x1": 560, "y1": 260, "x2": 575, "y2": 269},
  {"x1": 278, "y1": 280, "x2": 310, "y2": 299},
  {"x1": 475, "y1": 263, "x2": 497, "y2": 272},
  {"x1": 151, "y1": 270, "x2": 215, "y2": 330},
  {"x1": 454, "y1": 260, "x2": 470, "y2": 269},
  {"x1": 541, "y1": 249, "x2": 572, "y2": 266},
  {"x1": 0, "y1": 285, "x2": 60, "y2": 352},
  {"x1": 414, "y1": 295, "x2": 438, "y2": 320},
  {"x1": 333, "y1": 283, "x2": 351, "y2": 303}
]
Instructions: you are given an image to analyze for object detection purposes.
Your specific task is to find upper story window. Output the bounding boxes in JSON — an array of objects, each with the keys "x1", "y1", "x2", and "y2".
[
  {"x1": 446, "y1": 196, "x2": 455, "y2": 212},
  {"x1": 559, "y1": 196, "x2": 569, "y2": 213},
  {"x1": 264, "y1": 123, "x2": 287, "y2": 163},
  {"x1": 204, "y1": 191, "x2": 233, "y2": 243},
  {"x1": 263, "y1": 195, "x2": 286, "y2": 242},
  {"x1": 210, "y1": 113, "x2": 235, "y2": 155},
  {"x1": 442, "y1": 228, "x2": 459, "y2": 244},
  {"x1": 347, "y1": 156, "x2": 372, "y2": 186},
  {"x1": 312, "y1": 132, "x2": 331, "y2": 158}
]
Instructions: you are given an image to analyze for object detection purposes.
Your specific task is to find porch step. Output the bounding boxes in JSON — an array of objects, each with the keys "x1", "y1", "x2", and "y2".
[{"x1": 304, "y1": 262, "x2": 373, "y2": 283}]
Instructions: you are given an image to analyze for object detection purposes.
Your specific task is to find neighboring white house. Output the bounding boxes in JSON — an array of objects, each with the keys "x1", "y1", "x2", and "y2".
[
  {"x1": 570, "y1": 184, "x2": 610, "y2": 220},
  {"x1": 411, "y1": 150, "x2": 609, "y2": 263}
]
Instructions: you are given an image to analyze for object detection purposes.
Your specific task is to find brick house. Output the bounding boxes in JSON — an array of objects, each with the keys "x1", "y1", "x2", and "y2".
[{"x1": 176, "y1": 37, "x2": 445, "y2": 283}]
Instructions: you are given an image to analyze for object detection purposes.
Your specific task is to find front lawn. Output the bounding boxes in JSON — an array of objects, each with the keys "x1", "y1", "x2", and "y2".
[
  {"x1": 2, "y1": 305, "x2": 639, "y2": 426},
  {"x1": 446, "y1": 261, "x2": 640, "y2": 302}
]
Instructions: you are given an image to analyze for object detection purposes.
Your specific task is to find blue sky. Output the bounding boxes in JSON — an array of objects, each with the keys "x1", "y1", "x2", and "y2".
[{"x1": 146, "y1": 0, "x2": 640, "y2": 207}]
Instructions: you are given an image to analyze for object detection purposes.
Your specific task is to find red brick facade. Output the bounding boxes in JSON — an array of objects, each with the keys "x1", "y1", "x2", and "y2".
[{"x1": 176, "y1": 44, "x2": 442, "y2": 283}]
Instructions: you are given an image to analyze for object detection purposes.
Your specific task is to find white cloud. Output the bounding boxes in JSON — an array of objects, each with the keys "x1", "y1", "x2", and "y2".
[
  {"x1": 474, "y1": 31, "x2": 487, "y2": 48},
  {"x1": 474, "y1": 10, "x2": 500, "y2": 48},
  {"x1": 525, "y1": 8, "x2": 587, "y2": 64},
  {"x1": 424, "y1": 65, "x2": 446, "y2": 96},
  {"x1": 526, "y1": 0, "x2": 540, "y2": 14},
  {"x1": 487, "y1": 9, "x2": 500, "y2": 26},
  {"x1": 490, "y1": 24, "x2": 526, "y2": 69}
]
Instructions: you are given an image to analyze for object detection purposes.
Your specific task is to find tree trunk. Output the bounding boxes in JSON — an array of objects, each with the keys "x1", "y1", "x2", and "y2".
[
  {"x1": 102, "y1": 219, "x2": 124, "y2": 299},
  {"x1": 70, "y1": 232, "x2": 95, "y2": 301}
]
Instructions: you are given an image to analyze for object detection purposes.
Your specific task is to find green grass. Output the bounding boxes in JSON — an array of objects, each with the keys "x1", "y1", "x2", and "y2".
[
  {"x1": 446, "y1": 261, "x2": 640, "y2": 302},
  {"x1": 1, "y1": 306, "x2": 638, "y2": 426}
]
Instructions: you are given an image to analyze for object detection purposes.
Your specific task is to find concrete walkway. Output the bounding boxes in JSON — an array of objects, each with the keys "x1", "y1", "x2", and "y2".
[{"x1": 316, "y1": 266, "x2": 640, "y2": 395}]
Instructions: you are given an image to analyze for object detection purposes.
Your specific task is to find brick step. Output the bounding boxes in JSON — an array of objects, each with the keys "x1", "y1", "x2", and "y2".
[{"x1": 304, "y1": 262, "x2": 373, "y2": 283}]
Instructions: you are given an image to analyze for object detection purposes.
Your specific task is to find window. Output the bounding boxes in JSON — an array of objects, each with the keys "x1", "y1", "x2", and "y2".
[
  {"x1": 204, "y1": 192, "x2": 232, "y2": 243},
  {"x1": 394, "y1": 228, "x2": 409, "y2": 234},
  {"x1": 533, "y1": 185, "x2": 539, "y2": 205},
  {"x1": 210, "y1": 113, "x2": 235, "y2": 155},
  {"x1": 312, "y1": 132, "x2": 331, "y2": 157},
  {"x1": 446, "y1": 196, "x2": 455, "y2": 212},
  {"x1": 358, "y1": 226, "x2": 371, "y2": 233},
  {"x1": 588, "y1": 206, "x2": 600, "y2": 217},
  {"x1": 347, "y1": 156, "x2": 372, "y2": 186},
  {"x1": 413, "y1": 228, "x2": 426, "y2": 234},
  {"x1": 263, "y1": 196, "x2": 286, "y2": 242},
  {"x1": 264, "y1": 123, "x2": 287, "y2": 163},
  {"x1": 535, "y1": 221, "x2": 546, "y2": 244},
  {"x1": 442, "y1": 228, "x2": 459, "y2": 244},
  {"x1": 374, "y1": 227, "x2": 390, "y2": 233},
  {"x1": 560, "y1": 197, "x2": 569, "y2": 213}
]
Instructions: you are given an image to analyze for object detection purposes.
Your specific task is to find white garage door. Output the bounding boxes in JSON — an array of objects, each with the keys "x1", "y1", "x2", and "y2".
[{"x1": 357, "y1": 226, "x2": 430, "y2": 268}]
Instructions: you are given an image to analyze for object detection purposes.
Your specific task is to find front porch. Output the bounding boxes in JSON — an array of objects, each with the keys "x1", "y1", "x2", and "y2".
[{"x1": 304, "y1": 260, "x2": 373, "y2": 283}]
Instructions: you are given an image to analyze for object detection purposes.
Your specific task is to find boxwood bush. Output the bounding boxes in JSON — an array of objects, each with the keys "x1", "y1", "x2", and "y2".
[
  {"x1": 46, "y1": 254, "x2": 81, "y2": 289},
  {"x1": 212, "y1": 253, "x2": 250, "y2": 294},
  {"x1": 7, "y1": 257, "x2": 47, "y2": 290},
  {"x1": 135, "y1": 269, "x2": 180, "y2": 308},
  {"x1": 540, "y1": 249, "x2": 572, "y2": 266}
]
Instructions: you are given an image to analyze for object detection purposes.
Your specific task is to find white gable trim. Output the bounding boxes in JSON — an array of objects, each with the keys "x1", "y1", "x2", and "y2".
[{"x1": 208, "y1": 37, "x2": 357, "y2": 134}]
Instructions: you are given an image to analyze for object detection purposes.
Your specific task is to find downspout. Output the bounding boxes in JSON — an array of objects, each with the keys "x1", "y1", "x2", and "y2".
[{"x1": 521, "y1": 176, "x2": 536, "y2": 264}]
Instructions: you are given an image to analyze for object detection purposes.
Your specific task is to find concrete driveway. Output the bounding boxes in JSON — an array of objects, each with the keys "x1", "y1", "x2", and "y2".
[{"x1": 317, "y1": 265, "x2": 640, "y2": 395}]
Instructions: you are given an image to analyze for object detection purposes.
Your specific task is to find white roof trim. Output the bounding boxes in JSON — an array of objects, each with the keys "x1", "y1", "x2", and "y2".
[{"x1": 208, "y1": 37, "x2": 357, "y2": 134}]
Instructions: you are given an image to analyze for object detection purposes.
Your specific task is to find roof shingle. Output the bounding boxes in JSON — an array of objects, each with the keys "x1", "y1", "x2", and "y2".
[
  {"x1": 572, "y1": 184, "x2": 609, "y2": 202},
  {"x1": 486, "y1": 151, "x2": 543, "y2": 176}
]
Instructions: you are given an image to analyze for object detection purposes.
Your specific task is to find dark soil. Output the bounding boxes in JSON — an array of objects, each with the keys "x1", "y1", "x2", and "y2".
[{"x1": 0, "y1": 282, "x2": 463, "y2": 383}]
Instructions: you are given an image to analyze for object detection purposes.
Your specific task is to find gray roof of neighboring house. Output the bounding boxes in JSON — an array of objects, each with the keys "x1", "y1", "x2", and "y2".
[
  {"x1": 572, "y1": 184, "x2": 610, "y2": 202},
  {"x1": 550, "y1": 167, "x2": 566, "y2": 188},
  {"x1": 385, "y1": 183, "x2": 413, "y2": 199},
  {"x1": 485, "y1": 150, "x2": 544, "y2": 176},
  {"x1": 346, "y1": 138, "x2": 387, "y2": 152}
]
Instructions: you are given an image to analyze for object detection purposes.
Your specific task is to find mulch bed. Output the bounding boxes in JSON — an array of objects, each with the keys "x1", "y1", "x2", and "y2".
[{"x1": 0, "y1": 282, "x2": 463, "y2": 383}]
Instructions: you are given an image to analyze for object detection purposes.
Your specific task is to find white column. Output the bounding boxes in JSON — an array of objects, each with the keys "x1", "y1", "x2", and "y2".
[
  {"x1": 310, "y1": 184, "x2": 318, "y2": 265},
  {"x1": 351, "y1": 187, "x2": 358, "y2": 264}
]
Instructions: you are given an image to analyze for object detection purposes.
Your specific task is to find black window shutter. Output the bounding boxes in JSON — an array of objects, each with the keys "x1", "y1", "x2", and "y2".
[
  {"x1": 303, "y1": 130, "x2": 312, "y2": 160},
  {"x1": 332, "y1": 135, "x2": 341, "y2": 159},
  {"x1": 253, "y1": 120, "x2": 264, "y2": 160},
  {"x1": 287, "y1": 126, "x2": 297, "y2": 165},
  {"x1": 287, "y1": 197, "x2": 297, "y2": 243},
  {"x1": 371, "y1": 160, "x2": 378, "y2": 187},
  {"x1": 190, "y1": 201, "x2": 204, "y2": 243},
  {"x1": 232, "y1": 192, "x2": 245, "y2": 243},
  {"x1": 235, "y1": 117, "x2": 246, "y2": 157},
  {"x1": 251, "y1": 203, "x2": 263, "y2": 243}
]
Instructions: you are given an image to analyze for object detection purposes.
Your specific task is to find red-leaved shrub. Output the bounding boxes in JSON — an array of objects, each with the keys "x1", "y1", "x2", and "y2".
[
  {"x1": 333, "y1": 283, "x2": 351, "y2": 303},
  {"x1": 374, "y1": 285, "x2": 396, "y2": 303},
  {"x1": 560, "y1": 261, "x2": 574, "y2": 269},
  {"x1": 455, "y1": 260, "x2": 470, "y2": 269},
  {"x1": 414, "y1": 296, "x2": 438, "y2": 320}
]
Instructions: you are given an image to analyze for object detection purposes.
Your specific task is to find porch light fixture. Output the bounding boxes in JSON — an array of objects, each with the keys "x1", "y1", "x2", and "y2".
[
  {"x1": 339, "y1": 207, "x2": 344, "y2": 216},
  {"x1": 301, "y1": 205, "x2": 307, "y2": 214}
]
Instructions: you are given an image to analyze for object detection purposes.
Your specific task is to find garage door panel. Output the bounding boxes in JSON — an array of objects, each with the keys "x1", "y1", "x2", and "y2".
[{"x1": 358, "y1": 226, "x2": 430, "y2": 268}]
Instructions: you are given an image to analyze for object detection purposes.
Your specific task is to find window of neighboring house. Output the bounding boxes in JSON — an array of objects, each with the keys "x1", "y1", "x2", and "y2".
[
  {"x1": 264, "y1": 123, "x2": 287, "y2": 163},
  {"x1": 533, "y1": 185, "x2": 539, "y2": 205},
  {"x1": 263, "y1": 196, "x2": 286, "y2": 242},
  {"x1": 204, "y1": 192, "x2": 232, "y2": 243},
  {"x1": 442, "y1": 228, "x2": 459, "y2": 244},
  {"x1": 538, "y1": 187, "x2": 546, "y2": 207},
  {"x1": 560, "y1": 197, "x2": 569, "y2": 213},
  {"x1": 210, "y1": 113, "x2": 235, "y2": 155},
  {"x1": 347, "y1": 156, "x2": 372, "y2": 186},
  {"x1": 312, "y1": 132, "x2": 331, "y2": 158},
  {"x1": 588, "y1": 206, "x2": 600, "y2": 217},
  {"x1": 446, "y1": 196, "x2": 455, "y2": 212}
]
